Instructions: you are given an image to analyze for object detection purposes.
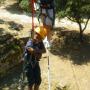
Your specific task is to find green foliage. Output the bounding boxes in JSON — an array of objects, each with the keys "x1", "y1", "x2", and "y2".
[
  {"x1": 0, "y1": 0, "x2": 5, "y2": 5},
  {"x1": 10, "y1": 44, "x2": 21, "y2": 51},
  {"x1": 19, "y1": 0, "x2": 31, "y2": 12},
  {"x1": 56, "y1": 0, "x2": 90, "y2": 20},
  {"x1": 56, "y1": 0, "x2": 90, "y2": 41},
  {"x1": 55, "y1": 0, "x2": 68, "y2": 17}
]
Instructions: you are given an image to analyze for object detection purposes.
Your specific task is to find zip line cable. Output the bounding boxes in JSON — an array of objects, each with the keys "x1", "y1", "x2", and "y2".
[
  {"x1": 47, "y1": 48, "x2": 51, "y2": 90},
  {"x1": 44, "y1": 40, "x2": 51, "y2": 90}
]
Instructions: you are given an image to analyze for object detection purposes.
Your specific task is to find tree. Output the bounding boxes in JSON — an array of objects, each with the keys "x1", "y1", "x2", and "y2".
[
  {"x1": 19, "y1": 0, "x2": 30, "y2": 12},
  {"x1": 0, "y1": 0, "x2": 6, "y2": 5},
  {"x1": 56, "y1": 0, "x2": 90, "y2": 42},
  {"x1": 18, "y1": 0, "x2": 22, "y2": 4}
]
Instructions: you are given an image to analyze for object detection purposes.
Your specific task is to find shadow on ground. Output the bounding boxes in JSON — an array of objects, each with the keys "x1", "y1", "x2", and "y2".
[
  {"x1": 0, "y1": 18, "x2": 23, "y2": 32},
  {"x1": 56, "y1": 86, "x2": 69, "y2": 90},
  {"x1": 0, "y1": 64, "x2": 23, "y2": 89},
  {"x1": 4, "y1": 2, "x2": 23, "y2": 14},
  {"x1": 50, "y1": 27, "x2": 90, "y2": 65},
  {"x1": 7, "y1": 21, "x2": 23, "y2": 31},
  {"x1": 0, "y1": 19, "x2": 5, "y2": 24},
  {"x1": 0, "y1": 28, "x2": 6, "y2": 35},
  {"x1": 4, "y1": 1, "x2": 38, "y2": 17}
]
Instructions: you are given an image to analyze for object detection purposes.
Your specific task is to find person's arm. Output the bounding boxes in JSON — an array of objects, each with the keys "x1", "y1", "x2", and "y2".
[{"x1": 25, "y1": 40, "x2": 35, "y2": 54}]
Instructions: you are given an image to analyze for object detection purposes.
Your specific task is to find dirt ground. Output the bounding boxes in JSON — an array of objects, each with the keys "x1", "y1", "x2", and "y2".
[{"x1": 0, "y1": 0, "x2": 90, "y2": 90}]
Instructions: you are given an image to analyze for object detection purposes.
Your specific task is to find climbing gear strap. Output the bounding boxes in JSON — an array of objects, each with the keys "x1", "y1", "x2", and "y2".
[{"x1": 38, "y1": 0, "x2": 55, "y2": 27}]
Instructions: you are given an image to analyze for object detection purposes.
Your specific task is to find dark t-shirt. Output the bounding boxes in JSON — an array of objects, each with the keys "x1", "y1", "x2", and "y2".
[{"x1": 25, "y1": 39, "x2": 45, "y2": 62}]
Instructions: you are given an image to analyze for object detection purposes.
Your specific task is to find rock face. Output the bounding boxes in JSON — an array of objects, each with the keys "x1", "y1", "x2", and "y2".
[{"x1": 0, "y1": 32, "x2": 28, "y2": 78}]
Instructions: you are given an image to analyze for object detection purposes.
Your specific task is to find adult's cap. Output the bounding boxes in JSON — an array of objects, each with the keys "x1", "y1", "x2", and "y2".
[{"x1": 35, "y1": 26, "x2": 48, "y2": 39}]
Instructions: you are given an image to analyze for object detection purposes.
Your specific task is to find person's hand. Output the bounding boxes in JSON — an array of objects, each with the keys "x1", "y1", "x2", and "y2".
[{"x1": 27, "y1": 48, "x2": 35, "y2": 53}]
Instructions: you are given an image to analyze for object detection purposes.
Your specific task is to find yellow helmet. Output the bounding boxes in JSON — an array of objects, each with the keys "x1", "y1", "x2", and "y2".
[{"x1": 34, "y1": 26, "x2": 48, "y2": 39}]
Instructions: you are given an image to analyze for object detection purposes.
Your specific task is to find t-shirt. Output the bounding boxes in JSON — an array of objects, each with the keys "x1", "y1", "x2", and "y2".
[{"x1": 24, "y1": 39, "x2": 45, "y2": 63}]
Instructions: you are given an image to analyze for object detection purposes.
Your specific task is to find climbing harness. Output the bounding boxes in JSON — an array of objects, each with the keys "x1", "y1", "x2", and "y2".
[{"x1": 38, "y1": 0, "x2": 55, "y2": 27}]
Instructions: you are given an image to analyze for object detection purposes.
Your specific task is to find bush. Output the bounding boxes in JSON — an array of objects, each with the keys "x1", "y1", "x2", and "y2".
[
  {"x1": 0, "y1": 0, "x2": 5, "y2": 5},
  {"x1": 19, "y1": 0, "x2": 31, "y2": 12}
]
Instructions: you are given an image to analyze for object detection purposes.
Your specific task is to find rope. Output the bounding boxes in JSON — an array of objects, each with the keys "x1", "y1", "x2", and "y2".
[
  {"x1": 47, "y1": 49, "x2": 51, "y2": 90},
  {"x1": 45, "y1": 42, "x2": 51, "y2": 90}
]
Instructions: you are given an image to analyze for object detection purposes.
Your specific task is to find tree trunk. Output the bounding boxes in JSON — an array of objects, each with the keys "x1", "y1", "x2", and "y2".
[
  {"x1": 78, "y1": 22, "x2": 83, "y2": 42},
  {"x1": 78, "y1": 18, "x2": 90, "y2": 42}
]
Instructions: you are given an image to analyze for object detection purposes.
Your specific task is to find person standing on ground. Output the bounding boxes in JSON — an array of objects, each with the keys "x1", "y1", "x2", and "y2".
[{"x1": 24, "y1": 27, "x2": 46, "y2": 90}]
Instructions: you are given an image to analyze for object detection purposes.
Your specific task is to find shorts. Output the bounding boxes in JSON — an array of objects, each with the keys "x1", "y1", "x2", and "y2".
[
  {"x1": 25, "y1": 62, "x2": 41, "y2": 86},
  {"x1": 41, "y1": 9, "x2": 55, "y2": 26}
]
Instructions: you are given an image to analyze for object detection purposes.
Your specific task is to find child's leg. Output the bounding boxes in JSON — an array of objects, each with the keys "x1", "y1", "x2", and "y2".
[
  {"x1": 42, "y1": 9, "x2": 55, "y2": 42},
  {"x1": 34, "y1": 63, "x2": 41, "y2": 90},
  {"x1": 46, "y1": 26, "x2": 53, "y2": 42},
  {"x1": 25, "y1": 64, "x2": 35, "y2": 90}
]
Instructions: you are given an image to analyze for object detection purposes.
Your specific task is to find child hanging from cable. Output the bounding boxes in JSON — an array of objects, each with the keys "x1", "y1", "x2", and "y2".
[
  {"x1": 39, "y1": 0, "x2": 55, "y2": 46},
  {"x1": 24, "y1": 27, "x2": 46, "y2": 90},
  {"x1": 30, "y1": 0, "x2": 55, "y2": 47}
]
